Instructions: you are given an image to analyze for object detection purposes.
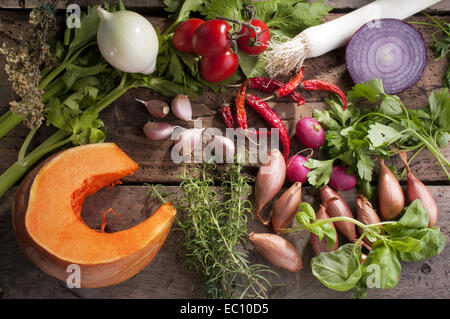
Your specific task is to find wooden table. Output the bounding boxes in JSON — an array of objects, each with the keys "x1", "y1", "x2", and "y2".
[{"x1": 0, "y1": 0, "x2": 449, "y2": 299}]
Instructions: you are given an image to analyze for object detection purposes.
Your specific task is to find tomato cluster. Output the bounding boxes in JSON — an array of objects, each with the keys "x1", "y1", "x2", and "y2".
[{"x1": 172, "y1": 18, "x2": 270, "y2": 83}]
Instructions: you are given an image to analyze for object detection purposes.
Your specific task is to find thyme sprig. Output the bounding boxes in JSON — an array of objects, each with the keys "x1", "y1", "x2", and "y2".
[{"x1": 148, "y1": 162, "x2": 277, "y2": 299}]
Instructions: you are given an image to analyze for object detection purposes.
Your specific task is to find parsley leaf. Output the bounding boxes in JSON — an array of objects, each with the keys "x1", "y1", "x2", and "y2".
[{"x1": 304, "y1": 158, "x2": 335, "y2": 187}]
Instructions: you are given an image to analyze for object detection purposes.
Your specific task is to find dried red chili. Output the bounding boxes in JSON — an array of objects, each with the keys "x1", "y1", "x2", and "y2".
[
  {"x1": 220, "y1": 103, "x2": 235, "y2": 129},
  {"x1": 236, "y1": 79, "x2": 248, "y2": 130},
  {"x1": 249, "y1": 77, "x2": 305, "y2": 106},
  {"x1": 275, "y1": 67, "x2": 304, "y2": 98},
  {"x1": 245, "y1": 94, "x2": 290, "y2": 160},
  {"x1": 300, "y1": 79, "x2": 348, "y2": 110}
]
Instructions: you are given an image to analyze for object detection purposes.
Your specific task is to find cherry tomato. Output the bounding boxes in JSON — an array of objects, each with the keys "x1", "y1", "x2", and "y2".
[
  {"x1": 192, "y1": 19, "x2": 232, "y2": 57},
  {"x1": 172, "y1": 18, "x2": 204, "y2": 53},
  {"x1": 199, "y1": 50, "x2": 238, "y2": 83},
  {"x1": 237, "y1": 19, "x2": 270, "y2": 55}
]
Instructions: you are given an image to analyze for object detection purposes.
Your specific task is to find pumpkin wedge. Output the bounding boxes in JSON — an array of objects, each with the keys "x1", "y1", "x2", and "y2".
[{"x1": 13, "y1": 143, "x2": 176, "y2": 288}]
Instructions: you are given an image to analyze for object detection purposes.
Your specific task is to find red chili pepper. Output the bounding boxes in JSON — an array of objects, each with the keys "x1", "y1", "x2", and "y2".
[
  {"x1": 236, "y1": 79, "x2": 248, "y2": 130},
  {"x1": 249, "y1": 77, "x2": 305, "y2": 106},
  {"x1": 220, "y1": 103, "x2": 235, "y2": 129},
  {"x1": 300, "y1": 79, "x2": 348, "y2": 110},
  {"x1": 275, "y1": 67, "x2": 304, "y2": 98},
  {"x1": 245, "y1": 94, "x2": 290, "y2": 160}
]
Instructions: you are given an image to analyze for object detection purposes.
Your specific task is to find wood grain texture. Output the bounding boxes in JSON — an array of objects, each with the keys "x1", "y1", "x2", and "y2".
[{"x1": 0, "y1": 184, "x2": 448, "y2": 298}]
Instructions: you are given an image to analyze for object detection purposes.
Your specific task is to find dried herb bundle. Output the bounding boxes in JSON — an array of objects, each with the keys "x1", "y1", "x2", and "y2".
[{"x1": 0, "y1": 1, "x2": 57, "y2": 128}]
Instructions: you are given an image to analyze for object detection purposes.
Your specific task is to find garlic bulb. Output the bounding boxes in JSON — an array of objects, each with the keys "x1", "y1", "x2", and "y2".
[{"x1": 97, "y1": 7, "x2": 159, "y2": 74}]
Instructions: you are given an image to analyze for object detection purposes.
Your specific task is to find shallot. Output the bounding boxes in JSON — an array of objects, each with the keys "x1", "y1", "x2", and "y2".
[
  {"x1": 399, "y1": 152, "x2": 438, "y2": 227},
  {"x1": 248, "y1": 232, "x2": 302, "y2": 272},
  {"x1": 320, "y1": 185, "x2": 356, "y2": 243},
  {"x1": 356, "y1": 194, "x2": 381, "y2": 247},
  {"x1": 310, "y1": 205, "x2": 339, "y2": 256},
  {"x1": 272, "y1": 182, "x2": 302, "y2": 233},
  {"x1": 143, "y1": 122, "x2": 174, "y2": 141},
  {"x1": 254, "y1": 149, "x2": 286, "y2": 225},
  {"x1": 378, "y1": 158, "x2": 404, "y2": 220},
  {"x1": 171, "y1": 94, "x2": 192, "y2": 121},
  {"x1": 136, "y1": 99, "x2": 170, "y2": 118}
]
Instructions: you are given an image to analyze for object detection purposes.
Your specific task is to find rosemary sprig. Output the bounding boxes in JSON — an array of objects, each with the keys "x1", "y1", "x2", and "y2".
[{"x1": 148, "y1": 163, "x2": 277, "y2": 299}]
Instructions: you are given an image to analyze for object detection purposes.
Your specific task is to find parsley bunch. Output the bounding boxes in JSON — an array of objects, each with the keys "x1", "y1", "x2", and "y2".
[{"x1": 305, "y1": 79, "x2": 450, "y2": 195}]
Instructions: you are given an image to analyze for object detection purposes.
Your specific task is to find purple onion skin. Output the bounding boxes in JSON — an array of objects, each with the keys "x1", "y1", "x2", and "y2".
[
  {"x1": 310, "y1": 205, "x2": 338, "y2": 256},
  {"x1": 345, "y1": 19, "x2": 427, "y2": 94},
  {"x1": 378, "y1": 159, "x2": 404, "y2": 220},
  {"x1": 329, "y1": 166, "x2": 357, "y2": 191},
  {"x1": 286, "y1": 155, "x2": 310, "y2": 183},
  {"x1": 320, "y1": 185, "x2": 356, "y2": 243},
  {"x1": 295, "y1": 117, "x2": 325, "y2": 149}
]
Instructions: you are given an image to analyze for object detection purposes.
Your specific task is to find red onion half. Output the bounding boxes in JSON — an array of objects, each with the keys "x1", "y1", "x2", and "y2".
[{"x1": 345, "y1": 19, "x2": 427, "y2": 94}]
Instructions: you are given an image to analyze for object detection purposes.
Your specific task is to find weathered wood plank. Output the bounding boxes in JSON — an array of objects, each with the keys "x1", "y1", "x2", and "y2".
[
  {"x1": 1, "y1": 0, "x2": 449, "y2": 13},
  {"x1": 0, "y1": 184, "x2": 448, "y2": 298},
  {"x1": 0, "y1": 12, "x2": 448, "y2": 184}
]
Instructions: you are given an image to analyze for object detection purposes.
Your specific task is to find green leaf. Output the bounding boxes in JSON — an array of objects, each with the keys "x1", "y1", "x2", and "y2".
[
  {"x1": 398, "y1": 199, "x2": 429, "y2": 229},
  {"x1": 200, "y1": 0, "x2": 244, "y2": 20},
  {"x1": 311, "y1": 244, "x2": 362, "y2": 291},
  {"x1": 379, "y1": 95, "x2": 403, "y2": 116},
  {"x1": 304, "y1": 158, "x2": 335, "y2": 187},
  {"x1": 62, "y1": 63, "x2": 110, "y2": 90},
  {"x1": 165, "y1": 0, "x2": 205, "y2": 21},
  {"x1": 356, "y1": 149, "x2": 374, "y2": 182},
  {"x1": 437, "y1": 131, "x2": 450, "y2": 148},
  {"x1": 367, "y1": 123, "x2": 402, "y2": 148},
  {"x1": 361, "y1": 244, "x2": 401, "y2": 290},
  {"x1": 347, "y1": 78, "x2": 385, "y2": 104},
  {"x1": 68, "y1": 6, "x2": 100, "y2": 54},
  {"x1": 238, "y1": 51, "x2": 267, "y2": 79},
  {"x1": 397, "y1": 227, "x2": 446, "y2": 262},
  {"x1": 314, "y1": 109, "x2": 341, "y2": 130}
]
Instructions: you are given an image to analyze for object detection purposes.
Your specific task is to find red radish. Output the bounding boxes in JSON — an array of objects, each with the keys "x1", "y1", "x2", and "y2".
[
  {"x1": 310, "y1": 205, "x2": 338, "y2": 256},
  {"x1": 286, "y1": 154, "x2": 311, "y2": 183},
  {"x1": 249, "y1": 232, "x2": 303, "y2": 272},
  {"x1": 271, "y1": 182, "x2": 302, "y2": 233},
  {"x1": 399, "y1": 152, "x2": 438, "y2": 227},
  {"x1": 378, "y1": 159, "x2": 404, "y2": 220},
  {"x1": 320, "y1": 185, "x2": 356, "y2": 243},
  {"x1": 295, "y1": 117, "x2": 325, "y2": 149},
  {"x1": 329, "y1": 165, "x2": 357, "y2": 191}
]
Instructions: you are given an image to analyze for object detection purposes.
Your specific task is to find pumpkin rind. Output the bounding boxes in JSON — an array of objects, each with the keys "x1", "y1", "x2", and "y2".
[{"x1": 13, "y1": 143, "x2": 176, "y2": 288}]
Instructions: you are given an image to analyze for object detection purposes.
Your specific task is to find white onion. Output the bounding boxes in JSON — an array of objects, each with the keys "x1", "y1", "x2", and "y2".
[{"x1": 97, "y1": 7, "x2": 159, "y2": 74}]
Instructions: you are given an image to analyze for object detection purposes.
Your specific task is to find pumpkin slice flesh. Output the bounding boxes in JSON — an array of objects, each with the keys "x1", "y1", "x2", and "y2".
[{"x1": 25, "y1": 143, "x2": 173, "y2": 265}]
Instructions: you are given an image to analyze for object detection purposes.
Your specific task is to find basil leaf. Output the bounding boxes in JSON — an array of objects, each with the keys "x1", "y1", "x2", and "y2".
[
  {"x1": 361, "y1": 244, "x2": 401, "y2": 290},
  {"x1": 311, "y1": 244, "x2": 362, "y2": 291},
  {"x1": 397, "y1": 227, "x2": 447, "y2": 262},
  {"x1": 398, "y1": 199, "x2": 429, "y2": 229}
]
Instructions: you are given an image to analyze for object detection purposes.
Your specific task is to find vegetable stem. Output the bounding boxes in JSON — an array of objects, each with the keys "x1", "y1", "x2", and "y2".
[
  {"x1": 18, "y1": 127, "x2": 38, "y2": 162},
  {"x1": 0, "y1": 112, "x2": 23, "y2": 140}
]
